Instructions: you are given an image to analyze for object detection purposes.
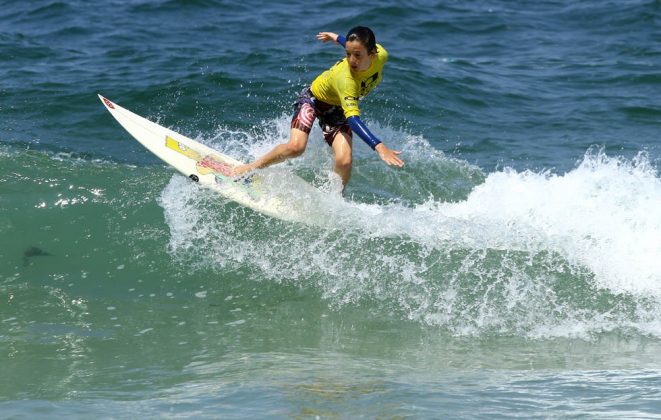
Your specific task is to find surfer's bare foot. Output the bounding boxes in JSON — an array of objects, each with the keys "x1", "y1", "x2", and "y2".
[{"x1": 232, "y1": 163, "x2": 253, "y2": 176}]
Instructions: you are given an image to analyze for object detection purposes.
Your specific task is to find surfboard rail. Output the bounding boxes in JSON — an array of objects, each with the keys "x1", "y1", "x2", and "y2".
[{"x1": 98, "y1": 94, "x2": 294, "y2": 220}]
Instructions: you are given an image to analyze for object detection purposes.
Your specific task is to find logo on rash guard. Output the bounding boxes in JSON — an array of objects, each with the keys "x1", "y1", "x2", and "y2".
[
  {"x1": 344, "y1": 96, "x2": 359, "y2": 108},
  {"x1": 360, "y1": 72, "x2": 379, "y2": 96}
]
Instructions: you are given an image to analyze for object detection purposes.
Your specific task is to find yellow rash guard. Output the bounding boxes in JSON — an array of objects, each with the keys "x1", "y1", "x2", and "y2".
[{"x1": 310, "y1": 43, "x2": 388, "y2": 119}]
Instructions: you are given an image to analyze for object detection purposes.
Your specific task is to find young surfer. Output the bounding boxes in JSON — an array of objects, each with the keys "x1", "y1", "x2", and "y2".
[{"x1": 233, "y1": 26, "x2": 404, "y2": 187}]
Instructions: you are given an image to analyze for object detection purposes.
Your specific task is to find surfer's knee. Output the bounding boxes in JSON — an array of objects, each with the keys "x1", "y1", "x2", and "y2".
[
  {"x1": 334, "y1": 155, "x2": 352, "y2": 187},
  {"x1": 334, "y1": 153, "x2": 352, "y2": 172},
  {"x1": 285, "y1": 141, "x2": 307, "y2": 157},
  {"x1": 286, "y1": 128, "x2": 309, "y2": 157},
  {"x1": 332, "y1": 132, "x2": 352, "y2": 171}
]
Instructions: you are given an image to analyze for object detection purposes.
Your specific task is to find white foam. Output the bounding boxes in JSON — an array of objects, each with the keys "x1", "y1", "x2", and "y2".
[
  {"x1": 431, "y1": 150, "x2": 661, "y2": 297},
  {"x1": 157, "y1": 116, "x2": 661, "y2": 338}
]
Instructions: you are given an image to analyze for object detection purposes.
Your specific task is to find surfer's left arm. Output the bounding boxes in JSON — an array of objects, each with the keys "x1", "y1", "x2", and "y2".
[
  {"x1": 316, "y1": 32, "x2": 346, "y2": 47},
  {"x1": 348, "y1": 116, "x2": 404, "y2": 167}
]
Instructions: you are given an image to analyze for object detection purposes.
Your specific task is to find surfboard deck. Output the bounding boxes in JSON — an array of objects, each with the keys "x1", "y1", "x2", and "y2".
[{"x1": 98, "y1": 94, "x2": 295, "y2": 220}]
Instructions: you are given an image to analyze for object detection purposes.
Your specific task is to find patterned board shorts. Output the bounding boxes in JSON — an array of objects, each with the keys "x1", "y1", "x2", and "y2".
[{"x1": 291, "y1": 87, "x2": 352, "y2": 146}]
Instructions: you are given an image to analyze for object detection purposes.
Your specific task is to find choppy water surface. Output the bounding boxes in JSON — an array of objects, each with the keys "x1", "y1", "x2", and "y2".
[{"x1": 2, "y1": 0, "x2": 661, "y2": 417}]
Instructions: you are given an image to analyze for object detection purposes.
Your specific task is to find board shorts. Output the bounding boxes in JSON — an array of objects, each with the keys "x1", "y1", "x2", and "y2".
[{"x1": 291, "y1": 87, "x2": 352, "y2": 146}]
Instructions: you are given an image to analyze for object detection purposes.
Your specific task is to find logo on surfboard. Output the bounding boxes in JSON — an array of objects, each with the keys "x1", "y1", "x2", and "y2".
[
  {"x1": 164, "y1": 136, "x2": 260, "y2": 198},
  {"x1": 102, "y1": 97, "x2": 115, "y2": 109}
]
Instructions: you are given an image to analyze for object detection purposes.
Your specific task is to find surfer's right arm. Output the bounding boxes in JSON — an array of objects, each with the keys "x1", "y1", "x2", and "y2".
[
  {"x1": 347, "y1": 116, "x2": 404, "y2": 167},
  {"x1": 316, "y1": 32, "x2": 346, "y2": 47}
]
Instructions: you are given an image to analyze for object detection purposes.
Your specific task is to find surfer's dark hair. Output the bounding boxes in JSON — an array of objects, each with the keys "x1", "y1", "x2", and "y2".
[{"x1": 346, "y1": 26, "x2": 377, "y2": 54}]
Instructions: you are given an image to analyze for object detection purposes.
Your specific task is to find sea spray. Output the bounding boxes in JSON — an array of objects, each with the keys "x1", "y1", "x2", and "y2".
[
  {"x1": 436, "y1": 148, "x2": 661, "y2": 297},
  {"x1": 159, "y1": 120, "x2": 661, "y2": 338}
]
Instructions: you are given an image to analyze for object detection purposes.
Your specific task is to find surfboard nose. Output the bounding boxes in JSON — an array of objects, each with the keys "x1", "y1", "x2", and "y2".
[{"x1": 98, "y1": 94, "x2": 115, "y2": 109}]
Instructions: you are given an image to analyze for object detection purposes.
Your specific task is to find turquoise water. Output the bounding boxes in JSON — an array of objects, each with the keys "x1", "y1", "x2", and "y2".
[{"x1": 2, "y1": 0, "x2": 661, "y2": 417}]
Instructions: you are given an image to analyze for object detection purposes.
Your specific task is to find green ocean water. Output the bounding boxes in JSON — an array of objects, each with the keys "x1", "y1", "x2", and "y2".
[{"x1": 2, "y1": 0, "x2": 661, "y2": 417}]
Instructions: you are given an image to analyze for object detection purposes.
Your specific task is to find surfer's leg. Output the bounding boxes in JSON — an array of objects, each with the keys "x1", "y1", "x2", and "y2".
[
  {"x1": 331, "y1": 130, "x2": 353, "y2": 187},
  {"x1": 234, "y1": 96, "x2": 316, "y2": 176},
  {"x1": 233, "y1": 128, "x2": 309, "y2": 175}
]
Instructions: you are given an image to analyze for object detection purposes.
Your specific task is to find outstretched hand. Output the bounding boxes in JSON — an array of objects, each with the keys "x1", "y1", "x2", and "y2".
[
  {"x1": 316, "y1": 32, "x2": 340, "y2": 44},
  {"x1": 375, "y1": 143, "x2": 404, "y2": 167}
]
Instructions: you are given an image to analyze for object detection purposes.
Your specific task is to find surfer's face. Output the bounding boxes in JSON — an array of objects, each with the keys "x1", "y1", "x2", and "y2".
[{"x1": 345, "y1": 40, "x2": 375, "y2": 73}]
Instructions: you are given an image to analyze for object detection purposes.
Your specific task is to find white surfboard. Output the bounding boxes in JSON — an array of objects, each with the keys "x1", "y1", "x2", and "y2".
[{"x1": 98, "y1": 94, "x2": 301, "y2": 221}]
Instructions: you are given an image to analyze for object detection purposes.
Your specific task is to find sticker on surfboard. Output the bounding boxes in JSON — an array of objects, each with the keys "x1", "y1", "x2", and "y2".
[{"x1": 164, "y1": 135, "x2": 260, "y2": 198}]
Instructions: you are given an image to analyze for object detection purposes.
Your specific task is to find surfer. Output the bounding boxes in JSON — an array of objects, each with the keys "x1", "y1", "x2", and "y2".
[{"x1": 233, "y1": 26, "x2": 404, "y2": 187}]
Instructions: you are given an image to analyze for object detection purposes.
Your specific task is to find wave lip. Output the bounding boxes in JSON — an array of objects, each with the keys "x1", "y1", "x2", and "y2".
[{"x1": 448, "y1": 149, "x2": 661, "y2": 297}]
